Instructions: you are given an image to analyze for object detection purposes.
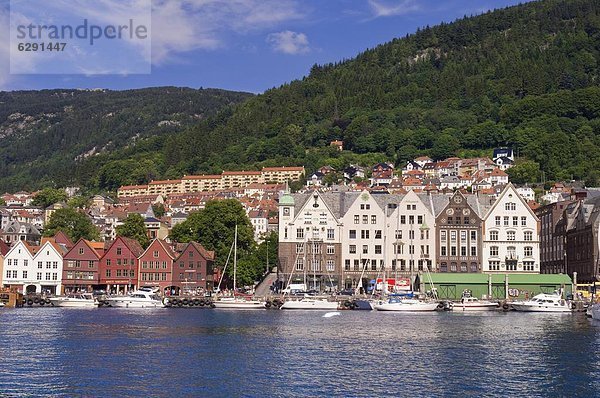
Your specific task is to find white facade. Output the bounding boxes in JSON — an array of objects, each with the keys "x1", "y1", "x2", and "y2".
[
  {"x1": 482, "y1": 184, "x2": 540, "y2": 273},
  {"x1": 517, "y1": 186, "x2": 535, "y2": 202},
  {"x1": 2, "y1": 241, "x2": 63, "y2": 294}
]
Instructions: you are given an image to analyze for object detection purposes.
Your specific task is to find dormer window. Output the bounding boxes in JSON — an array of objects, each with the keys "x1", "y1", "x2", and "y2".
[{"x1": 79, "y1": 248, "x2": 84, "y2": 255}]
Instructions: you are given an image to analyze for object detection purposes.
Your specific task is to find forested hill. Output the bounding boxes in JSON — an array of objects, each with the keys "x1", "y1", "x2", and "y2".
[
  {"x1": 6, "y1": 0, "x2": 600, "y2": 193},
  {"x1": 0, "y1": 87, "x2": 252, "y2": 192}
]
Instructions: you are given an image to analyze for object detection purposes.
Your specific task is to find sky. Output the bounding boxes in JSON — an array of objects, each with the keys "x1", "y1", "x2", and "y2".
[{"x1": 0, "y1": 0, "x2": 535, "y2": 94}]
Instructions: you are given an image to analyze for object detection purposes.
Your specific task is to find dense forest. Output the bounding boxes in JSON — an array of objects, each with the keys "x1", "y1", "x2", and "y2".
[
  {"x1": 0, "y1": 88, "x2": 252, "y2": 192},
  {"x1": 2, "y1": 0, "x2": 600, "y2": 192}
]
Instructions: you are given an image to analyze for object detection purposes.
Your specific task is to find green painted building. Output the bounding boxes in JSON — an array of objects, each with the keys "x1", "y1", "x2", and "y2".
[{"x1": 421, "y1": 273, "x2": 573, "y2": 300}]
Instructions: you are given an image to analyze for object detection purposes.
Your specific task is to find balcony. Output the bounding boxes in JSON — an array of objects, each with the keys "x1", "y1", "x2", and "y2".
[{"x1": 506, "y1": 253, "x2": 518, "y2": 261}]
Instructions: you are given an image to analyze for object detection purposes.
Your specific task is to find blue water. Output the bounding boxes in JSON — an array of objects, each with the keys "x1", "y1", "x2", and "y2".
[{"x1": 0, "y1": 308, "x2": 599, "y2": 397}]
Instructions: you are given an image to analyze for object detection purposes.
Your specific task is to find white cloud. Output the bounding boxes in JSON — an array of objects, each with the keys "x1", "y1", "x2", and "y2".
[
  {"x1": 267, "y1": 30, "x2": 309, "y2": 55},
  {"x1": 368, "y1": 0, "x2": 420, "y2": 18}
]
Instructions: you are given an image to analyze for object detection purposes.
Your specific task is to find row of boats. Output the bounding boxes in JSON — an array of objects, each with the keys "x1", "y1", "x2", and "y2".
[{"x1": 37, "y1": 289, "x2": 594, "y2": 314}]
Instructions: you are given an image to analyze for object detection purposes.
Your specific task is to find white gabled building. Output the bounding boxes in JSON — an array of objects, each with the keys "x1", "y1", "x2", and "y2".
[
  {"x1": 482, "y1": 184, "x2": 540, "y2": 274},
  {"x1": 2, "y1": 239, "x2": 65, "y2": 295}
]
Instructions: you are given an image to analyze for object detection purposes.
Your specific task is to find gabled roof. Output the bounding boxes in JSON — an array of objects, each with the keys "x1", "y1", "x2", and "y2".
[
  {"x1": 483, "y1": 183, "x2": 539, "y2": 221},
  {"x1": 53, "y1": 231, "x2": 74, "y2": 250},
  {"x1": 108, "y1": 236, "x2": 145, "y2": 258},
  {"x1": 0, "y1": 239, "x2": 9, "y2": 256},
  {"x1": 140, "y1": 238, "x2": 177, "y2": 259}
]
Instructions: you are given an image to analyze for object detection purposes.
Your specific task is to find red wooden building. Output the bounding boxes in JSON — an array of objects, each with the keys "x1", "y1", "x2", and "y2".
[
  {"x1": 137, "y1": 239, "x2": 177, "y2": 295},
  {"x1": 62, "y1": 239, "x2": 103, "y2": 293},
  {"x1": 98, "y1": 237, "x2": 144, "y2": 295}
]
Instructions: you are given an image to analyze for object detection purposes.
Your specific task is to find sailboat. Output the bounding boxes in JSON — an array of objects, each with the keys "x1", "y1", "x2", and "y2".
[{"x1": 213, "y1": 226, "x2": 266, "y2": 310}]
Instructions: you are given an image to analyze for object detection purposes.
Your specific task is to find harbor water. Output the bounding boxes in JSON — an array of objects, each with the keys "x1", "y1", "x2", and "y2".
[{"x1": 0, "y1": 308, "x2": 599, "y2": 397}]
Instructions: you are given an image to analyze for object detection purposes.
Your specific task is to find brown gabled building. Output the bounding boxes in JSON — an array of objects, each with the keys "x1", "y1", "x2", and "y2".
[
  {"x1": 535, "y1": 200, "x2": 575, "y2": 275},
  {"x1": 138, "y1": 239, "x2": 177, "y2": 294},
  {"x1": 62, "y1": 239, "x2": 103, "y2": 292},
  {"x1": 172, "y1": 242, "x2": 215, "y2": 294}
]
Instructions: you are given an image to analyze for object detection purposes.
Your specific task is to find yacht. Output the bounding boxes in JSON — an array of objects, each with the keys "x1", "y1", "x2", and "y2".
[
  {"x1": 373, "y1": 296, "x2": 439, "y2": 312},
  {"x1": 105, "y1": 289, "x2": 164, "y2": 308},
  {"x1": 212, "y1": 296, "x2": 266, "y2": 309},
  {"x1": 280, "y1": 297, "x2": 339, "y2": 310},
  {"x1": 451, "y1": 292, "x2": 499, "y2": 311},
  {"x1": 510, "y1": 293, "x2": 572, "y2": 313},
  {"x1": 0, "y1": 302, "x2": 4, "y2": 308},
  {"x1": 49, "y1": 293, "x2": 98, "y2": 308}
]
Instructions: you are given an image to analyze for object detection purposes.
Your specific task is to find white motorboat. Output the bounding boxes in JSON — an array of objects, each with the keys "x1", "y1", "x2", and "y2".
[
  {"x1": 105, "y1": 289, "x2": 164, "y2": 308},
  {"x1": 510, "y1": 293, "x2": 572, "y2": 313},
  {"x1": 212, "y1": 297, "x2": 266, "y2": 309},
  {"x1": 280, "y1": 297, "x2": 339, "y2": 310},
  {"x1": 373, "y1": 297, "x2": 439, "y2": 312},
  {"x1": 591, "y1": 303, "x2": 600, "y2": 320},
  {"x1": 49, "y1": 293, "x2": 98, "y2": 308},
  {"x1": 0, "y1": 302, "x2": 4, "y2": 308},
  {"x1": 452, "y1": 295, "x2": 499, "y2": 312}
]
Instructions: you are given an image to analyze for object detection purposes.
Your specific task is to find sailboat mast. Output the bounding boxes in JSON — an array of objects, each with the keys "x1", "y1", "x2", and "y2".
[{"x1": 233, "y1": 225, "x2": 238, "y2": 295}]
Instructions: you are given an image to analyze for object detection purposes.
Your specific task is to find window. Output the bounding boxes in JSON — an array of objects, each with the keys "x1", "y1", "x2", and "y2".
[
  {"x1": 375, "y1": 230, "x2": 382, "y2": 239},
  {"x1": 470, "y1": 263, "x2": 478, "y2": 272},
  {"x1": 14, "y1": 259, "x2": 18, "y2": 267},
  {"x1": 45, "y1": 272, "x2": 50, "y2": 280},
  {"x1": 506, "y1": 262, "x2": 517, "y2": 271},
  {"x1": 450, "y1": 231, "x2": 457, "y2": 243},
  {"x1": 523, "y1": 261, "x2": 535, "y2": 271},
  {"x1": 409, "y1": 230, "x2": 415, "y2": 240},
  {"x1": 524, "y1": 231, "x2": 533, "y2": 241},
  {"x1": 513, "y1": 216, "x2": 518, "y2": 227},
  {"x1": 349, "y1": 230, "x2": 357, "y2": 239},
  {"x1": 495, "y1": 216, "x2": 501, "y2": 226},
  {"x1": 417, "y1": 215, "x2": 423, "y2": 224},
  {"x1": 362, "y1": 215, "x2": 368, "y2": 224},
  {"x1": 327, "y1": 260, "x2": 335, "y2": 272},
  {"x1": 464, "y1": 217, "x2": 469, "y2": 224},
  {"x1": 153, "y1": 250, "x2": 159, "y2": 258},
  {"x1": 375, "y1": 245, "x2": 382, "y2": 254},
  {"x1": 460, "y1": 263, "x2": 467, "y2": 272},
  {"x1": 470, "y1": 231, "x2": 477, "y2": 242},
  {"x1": 461, "y1": 247, "x2": 467, "y2": 256},
  {"x1": 46, "y1": 262, "x2": 51, "y2": 269},
  {"x1": 460, "y1": 231, "x2": 467, "y2": 242},
  {"x1": 409, "y1": 215, "x2": 414, "y2": 224},
  {"x1": 371, "y1": 215, "x2": 377, "y2": 224},
  {"x1": 344, "y1": 260, "x2": 350, "y2": 271},
  {"x1": 451, "y1": 246, "x2": 456, "y2": 256},
  {"x1": 79, "y1": 248, "x2": 84, "y2": 255},
  {"x1": 450, "y1": 263, "x2": 457, "y2": 272},
  {"x1": 503, "y1": 216, "x2": 509, "y2": 226},
  {"x1": 521, "y1": 216, "x2": 527, "y2": 227},
  {"x1": 327, "y1": 229, "x2": 334, "y2": 240},
  {"x1": 490, "y1": 231, "x2": 498, "y2": 241},
  {"x1": 362, "y1": 245, "x2": 368, "y2": 254},
  {"x1": 354, "y1": 215, "x2": 359, "y2": 224},
  {"x1": 23, "y1": 259, "x2": 28, "y2": 267},
  {"x1": 361, "y1": 230, "x2": 370, "y2": 239},
  {"x1": 295, "y1": 258, "x2": 304, "y2": 271},
  {"x1": 505, "y1": 202, "x2": 516, "y2": 211},
  {"x1": 400, "y1": 215, "x2": 406, "y2": 224},
  {"x1": 5, "y1": 270, "x2": 10, "y2": 279},
  {"x1": 116, "y1": 247, "x2": 122, "y2": 255},
  {"x1": 441, "y1": 231, "x2": 447, "y2": 242},
  {"x1": 327, "y1": 245, "x2": 335, "y2": 255},
  {"x1": 507, "y1": 231, "x2": 515, "y2": 241},
  {"x1": 349, "y1": 245, "x2": 356, "y2": 254},
  {"x1": 470, "y1": 246, "x2": 477, "y2": 256},
  {"x1": 22, "y1": 271, "x2": 27, "y2": 279},
  {"x1": 490, "y1": 246, "x2": 499, "y2": 257},
  {"x1": 296, "y1": 228, "x2": 304, "y2": 239},
  {"x1": 524, "y1": 246, "x2": 533, "y2": 257},
  {"x1": 52, "y1": 262, "x2": 58, "y2": 269},
  {"x1": 6, "y1": 259, "x2": 11, "y2": 266},
  {"x1": 354, "y1": 260, "x2": 360, "y2": 271},
  {"x1": 395, "y1": 230, "x2": 402, "y2": 239},
  {"x1": 37, "y1": 272, "x2": 42, "y2": 280},
  {"x1": 12, "y1": 270, "x2": 17, "y2": 278},
  {"x1": 441, "y1": 246, "x2": 447, "y2": 256},
  {"x1": 489, "y1": 261, "x2": 500, "y2": 271}
]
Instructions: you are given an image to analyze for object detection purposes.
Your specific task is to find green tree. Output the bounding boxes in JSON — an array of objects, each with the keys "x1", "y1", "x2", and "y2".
[
  {"x1": 32, "y1": 188, "x2": 68, "y2": 208},
  {"x1": 170, "y1": 199, "x2": 255, "y2": 272},
  {"x1": 0, "y1": 198, "x2": 6, "y2": 206},
  {"x1": 67, "y1": 195, "x2": 91, "y2": 210},
  {"x1": 44, "y1": 208, "x2": 100, "y2": 241},
  {"x1": 152, "y1": 203, "x2": 166, "y2": 218},
  {"x1": 506, "y1": 159, "x2": 541, "y2": 184},
  {"x1": 116, "y1": 213, "x2": 150, "y2": 248}
]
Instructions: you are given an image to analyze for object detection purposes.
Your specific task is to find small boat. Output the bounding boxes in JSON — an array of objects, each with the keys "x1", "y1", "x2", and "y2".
[
  {"x1": 451, "y1": 292, "x2": 499, "y2": 311},
  {"x1": 212, "y1": 297, "x2": 266, "y2": 309},
  {"x1": 510, "y1": 293, "x2": 572, "y2": 313},
  {"x1": 0, "y1": 302, "x2": 5, "y2": 308},
  {"x1": 373, "y1": 297, "x2": 439, "y2": 312},
  {"x1": 280, "y1": 297, "x2": 339, "y2": 310},
  {"x1": 49, "y1": 293, "x2": 98, "y2": 308},
  {"x1": 105, "y1": 289, "x2": 164, "y2": 308},
  {"x1": 591, "y1": 303, "x2": 600, "y2": 320}
]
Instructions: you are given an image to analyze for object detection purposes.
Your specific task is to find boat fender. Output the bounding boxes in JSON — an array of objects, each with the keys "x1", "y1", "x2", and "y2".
[
  {"x1": 193, "y1": 299, "x2": 201, "y2": 306},
  {"x1": 343, "y1": 300, "x2": 351, "y2": 308},
  {"x1": 210, "y1": 303, "x2": 216, "y2": 309},
  {"x1": 27, "y1": 299, "x2": 33, "y2": 306},
  {"x1": 571, "y1": 302, "x2": 577, "y2": 310},
  {"x1": 45, "y1": 298, "x2": 51, "y2": 304},
  {"x1": 502, "y1": 303, "x2": 510, "y2": 311},
  {"x1": 189, "y1": 301, "x2": 195, "y2": 307},
  {"x1": 199, "y1": 300, "x2": 205, "y2": 307},
  {"x1": 177, "y1": 301, "x2": 183, "y2": 307},
  {"x1": 39, "y1": 300, "x2": 45, "y2": 306},
  {"x1": 265, "y1": 301, "x2": 272, "y2": 308},
  {"x1": 33, "y1": 297, "x2": 40, "y2": 304},
  {"x1": 163, "y1": 298, "x2": 170, "y2": 306},
  {"x1": 437, "y1": 302, "x2": 444, "y2": 309},
  {"x1": 182, "y1": 298, "x2": 189, "y2": 305}
]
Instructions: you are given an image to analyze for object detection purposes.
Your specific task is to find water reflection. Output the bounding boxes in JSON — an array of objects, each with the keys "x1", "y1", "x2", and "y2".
[{"x1": 0, "y1": 308, "x2": 598, "y2": 397}]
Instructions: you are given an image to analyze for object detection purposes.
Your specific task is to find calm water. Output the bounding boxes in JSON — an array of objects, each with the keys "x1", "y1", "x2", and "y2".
[{"x1": 0, "y1": 307, "x2": 599, "y2": 397}]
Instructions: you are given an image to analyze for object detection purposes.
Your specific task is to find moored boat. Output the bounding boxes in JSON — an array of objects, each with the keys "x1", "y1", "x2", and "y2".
[
  {"x1": 49, "y1": 293, "x2": 98, "y2": 308},
  {"x1": 451, "y1": 292, "x2": 499, "y2": 311},
  {"x1": 105, "y1": 289, "x2": 164, "y2": 308},
  {"x1": 280, "y1": 297, "x2": 339, "y2": 310},
  {"x1": 212, "y1": 297, "x2": 266, "y2": 309},
  {"x1": 373, "y1": 295, "x2": 439, "y2": 312},
  {"x1": 510, "y1": 293, "x2": 571, "y2": 313}
]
